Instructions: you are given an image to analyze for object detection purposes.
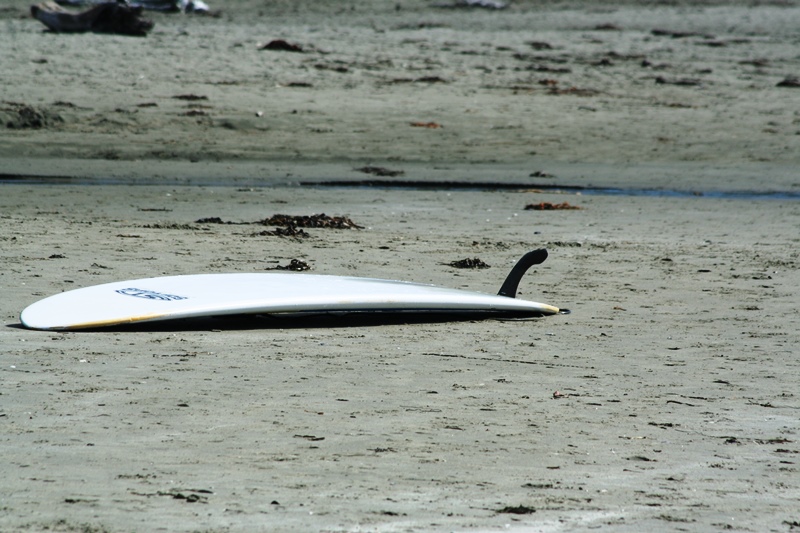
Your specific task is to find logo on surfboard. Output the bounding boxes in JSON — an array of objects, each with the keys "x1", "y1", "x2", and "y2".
[{"x1": 115, "y1": 288, "x2": 187, "y2": 301}]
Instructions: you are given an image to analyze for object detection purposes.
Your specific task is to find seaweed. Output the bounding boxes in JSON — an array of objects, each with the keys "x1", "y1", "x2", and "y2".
[
  {"x1": 524, "y1": 202, "x2": 582, "y2": 210},
  {"x1": 258, "y1": 213, "x2": 363, "y2": 229},
  {"x1": 448, "y1": 258, "x2": 490, "y2": 269}
]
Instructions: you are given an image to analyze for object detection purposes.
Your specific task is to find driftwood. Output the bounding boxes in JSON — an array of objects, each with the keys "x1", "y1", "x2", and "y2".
[{"x1": 30, "y1": 1, "x2": 154, "y2": 36}]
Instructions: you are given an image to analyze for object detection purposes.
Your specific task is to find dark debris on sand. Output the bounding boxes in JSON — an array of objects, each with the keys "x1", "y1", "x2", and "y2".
[
  {"x1": 448, "y1": 258, "x2": 490, "y2": 269},
  {"x1": 252, "y1": 227, "x2": 311, "y2": 239},
  {"x1": 524, "y1": 202, "x2": 582, "y2": 211},
  {"x1": 267, "y1": 259, "x2": 311, "y2": 271},
  {"x1": 258, "y1": 214, "x2": 363, "y2": 229},
  {"x1": 2, "y1": 102, "x2": 64, "y2": 129},
  {"x1": 259, "y1": 39, "x2": 304, "y2": 53},
  {"x1": 496, "y1": 504, "x2": 536, "y2": 514},
  {"x1": 355, "y1": 166, "x2": 405, "y2": 177}
]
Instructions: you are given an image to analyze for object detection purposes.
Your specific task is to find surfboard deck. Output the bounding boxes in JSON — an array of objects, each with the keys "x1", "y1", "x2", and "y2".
[{"x1": 20, "y1": 250, "x2": 561, "y2": 331}]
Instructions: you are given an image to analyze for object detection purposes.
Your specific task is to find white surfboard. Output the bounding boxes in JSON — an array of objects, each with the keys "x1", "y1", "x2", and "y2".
[{"x1": 20, "y1": 250, "x2": 562, "y2": 331}]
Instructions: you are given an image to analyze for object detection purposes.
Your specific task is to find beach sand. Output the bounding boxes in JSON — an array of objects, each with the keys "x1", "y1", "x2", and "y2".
[{"x1": 1, "y1": 1, "x2": 799, "y2": 531}]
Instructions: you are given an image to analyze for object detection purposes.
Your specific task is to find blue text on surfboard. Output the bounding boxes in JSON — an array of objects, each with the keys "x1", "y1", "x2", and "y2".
[{"x1": 115, "y1": 288, "x2": 188, "y2": 301}]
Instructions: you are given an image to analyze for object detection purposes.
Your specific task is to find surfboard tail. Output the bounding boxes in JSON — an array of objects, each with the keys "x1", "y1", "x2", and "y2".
[{"x1": 497, "y1": 249, "x2": 548, "y2": 298}]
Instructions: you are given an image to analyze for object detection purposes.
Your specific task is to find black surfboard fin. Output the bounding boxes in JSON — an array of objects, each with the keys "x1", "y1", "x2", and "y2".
[{"x1": 497, "y1": 249, "x2": 548, "y2": 298}]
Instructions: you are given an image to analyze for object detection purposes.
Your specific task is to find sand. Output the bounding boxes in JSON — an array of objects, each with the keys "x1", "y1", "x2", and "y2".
[{"x1": 1, "y1": 1, "x2": 799, "y2": 532}]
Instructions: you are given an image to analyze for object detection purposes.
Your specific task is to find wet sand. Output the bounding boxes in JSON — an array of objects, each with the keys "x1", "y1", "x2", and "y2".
[{"x1": 1, "y1": 1, "x2": 799, "y2": 531}]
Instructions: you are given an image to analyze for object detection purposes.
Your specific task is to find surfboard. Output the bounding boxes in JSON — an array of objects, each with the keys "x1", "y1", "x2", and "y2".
[{"x1": 20, "y1": 249, "x2": 562, "y2": 331}]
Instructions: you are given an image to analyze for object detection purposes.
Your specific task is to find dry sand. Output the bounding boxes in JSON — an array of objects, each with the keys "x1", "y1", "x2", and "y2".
[{"x1": 1, "y1": 1, "x2": 799, "y2": 532}]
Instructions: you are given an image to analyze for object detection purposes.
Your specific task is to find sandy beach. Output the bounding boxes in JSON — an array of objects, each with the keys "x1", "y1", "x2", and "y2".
[{"x1": 2, "y1": 1, "x2": 799, "y2": 531}]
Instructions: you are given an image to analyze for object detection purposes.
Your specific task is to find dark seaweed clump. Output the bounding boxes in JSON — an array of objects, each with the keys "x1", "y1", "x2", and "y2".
[
  {"x1": 258, "y1": 213, "x2": 363, "y2": 229},
  {"x1": 448, "y1": 258, "x2": 490, "y2": 269}
]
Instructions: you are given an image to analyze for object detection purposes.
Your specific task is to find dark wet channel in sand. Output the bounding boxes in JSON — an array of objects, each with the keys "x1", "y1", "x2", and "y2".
[{"x1": 2, "y1": 173, "x2": 799, "y2": 200}]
